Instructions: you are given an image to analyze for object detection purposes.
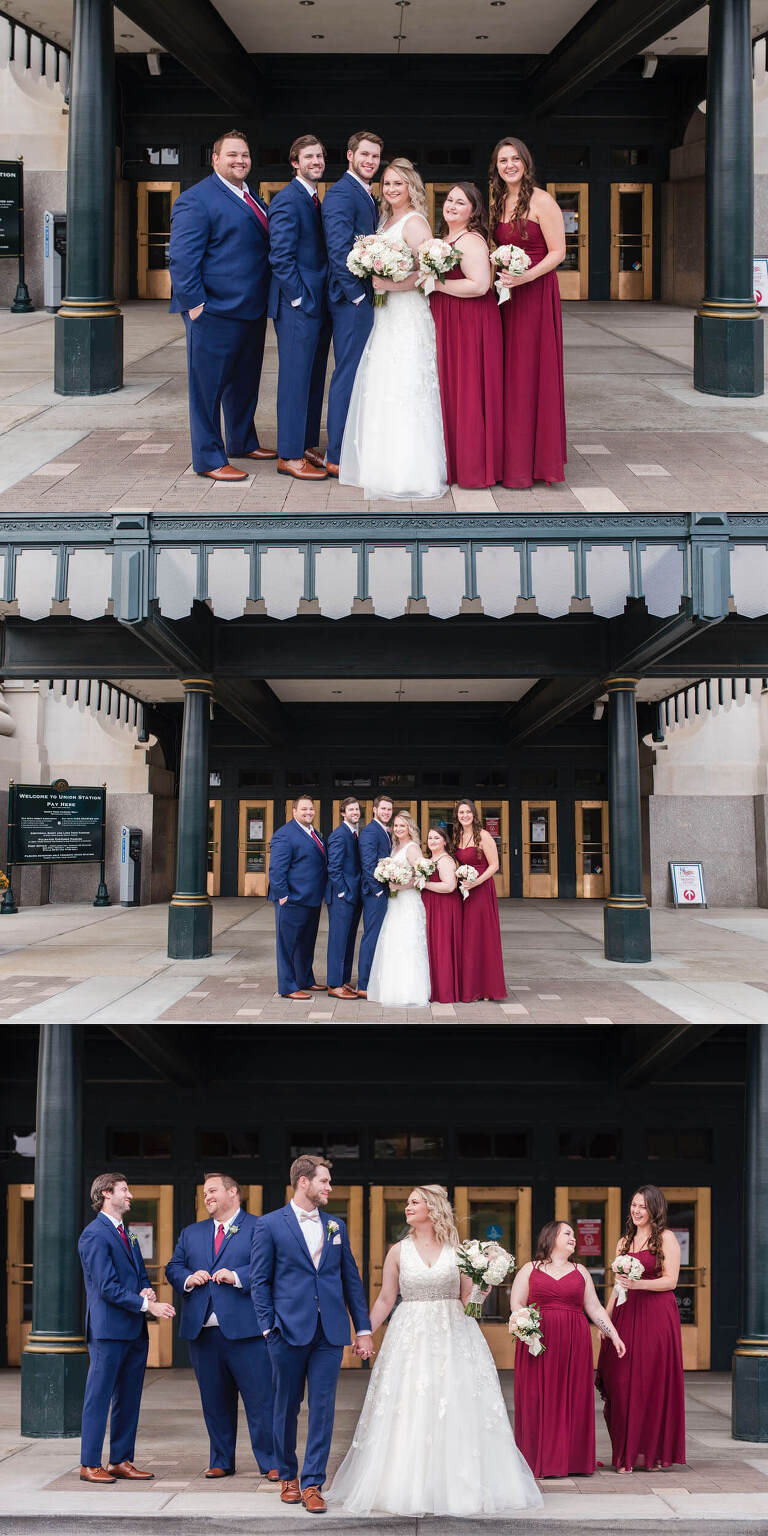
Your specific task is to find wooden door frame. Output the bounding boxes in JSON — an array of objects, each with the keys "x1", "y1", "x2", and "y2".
[
  {"x1": 555, "y1": 1184, "x2": 621, "y2": 1363},
  {"x1": 575, "y1": 799, "x2": 610, "y2": 900},
  {"x1": 131, "y1": 1183, "x2": 175, "y2": 1367},
  {"x1": 238, "y1": 799, "x2": 274, "y2": 896},
  {"x1": 6, "y1": 1183, "x2": 33, "y2": 1366},
  {"x1": 610, "y1": 182, "x2": 653, "y2": 301},
  {"x1": 665, "y1": 1184, "x2": 711, "y2": 1369},
  {"x1": 136, "y1": 180, "x2": 179, "y2": 299},
  {"x1": 547, "y1": 181, "x2": 589, "y2": 300},
  {"x1": 425, "y1": 183, "x2": 453, "y2": 230},
  {"x1": 207, "y1": 798, "x2": 222, "y2": 897},
  {"x1": 368, "y1": 1185, "x2": 411, "y2": 1352},
  {"x1": 477, "y1": 799, "x2": 511, "y2": 899},
  {"x1": 522, "y1": 799, "x2": 558, "y2": 898},
  {"x1": 259, "y1": 180, "x2": 329, "y2": 205},
  {"x1": 454, "y1": 1185, "x2": 532, "y2": 1367}
]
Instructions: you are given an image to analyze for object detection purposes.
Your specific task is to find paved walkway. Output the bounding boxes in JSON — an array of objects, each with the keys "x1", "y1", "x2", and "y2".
[
  {"x1": 0, "y1": 898, "x2": 767, "y2": 1024},
  {"x1": 0, "y1": 302, "x2": 767, "y2": 515},
  {"x1": 1, "y1": 1370, "x2": 767, "y2": 1530}
]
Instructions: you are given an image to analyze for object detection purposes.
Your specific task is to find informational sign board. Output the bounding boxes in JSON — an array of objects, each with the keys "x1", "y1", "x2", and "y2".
[
  {"x1": 531, "y1": 817, "x2": 547, "y2": 843},
  {"x1": 576, "y1": 1217, "x2": 602, "y2": 1258},
  {"x1": 485, "y1": 815, "x2": 500, "y2": 838},
  {"x1": 754, "y1": 257, "x2": 768, "y2": 308},
  {"x1": 130, "y1": 1223, "x2": 154, "y2": 1260},
  {"x1": 669, "y1": 861, "x2": 707, "y2": 908},
  {"x1": 249, "y1": 818, "x2": 264, "y2": 840},
  {"x1": 485, "y1": 1223, "x2": 503, "y2": 1242},
  {"x1": 10, "y1": 784, "x2": 106, "y2": 865},
  {"x1": 0, "y1": 162, "x2": 22, "y2": 258},
  {"x1": 670, "y1": 1227, "x2": 691, "y2": 1266}
]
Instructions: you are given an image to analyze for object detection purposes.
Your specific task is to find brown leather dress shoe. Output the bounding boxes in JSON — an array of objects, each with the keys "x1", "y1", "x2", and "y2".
[
  {"x1": 356, "y1": 989, "x2": 367, "y2": 998},
  {"x1": 310, "y1": 983, "x2": 326, "y2": 991},
  {"x1": 277, "y1": 456, "x2": 327, "y2": 480},
  {"x1": 200, "y1": 464, "x2": 248, "y2": 481},
  {"x1": 325, "y1": 462, "x2": 339, "y2": 478},
  {"x1": 266, "y1": 1468, "x2": 280, "y2": 1482},
  {"x1": 304, "y1": 448, "x2": 325, "y2": 470},
  {"x1": 205, "y1": 1466, "x2": 234, "y2": 1478},
  {"x1": 328, "y1": 985, "x2": 358, "y2": 999},
  {"x1": 107, "y1": 1461, "x2": 154, "y2": 1479},
  {"x1": 239, "y1": 447, "x2": 277, "y2": 460},
  {"x1": 281, "y1": 1477, "x2": 302, "y2": 1504},
  {"x1": 302, "y1": 1485, "x2": 327, "y2": 1513},
  {"x1": 80, "y1": 1466, "x2": 116, "y2": 1484},
  {"x1": 283, "y1": 990, "x2": 312, "y2": 999}
]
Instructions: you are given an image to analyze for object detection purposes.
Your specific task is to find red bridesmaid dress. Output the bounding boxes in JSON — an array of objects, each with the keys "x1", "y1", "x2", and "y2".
[
  {"x1": 494, "y1": 216, "x2": 566, "y2": 488},
  {"x1": 456, "y1": 844, "x2": 506, "y2": 1001},
  {"x1": 430, "y1": 254, "x2": 503, "y2": 487},
  {"x1": 514, "y1": 1265, "x2": 596, "y2": 1478},
  {"x1": 421, "y1": 869, "x2": 462, "y2": 1003},
  {"x1": 596, "y1": 1247, "x2": 686, "y2": 1470}
]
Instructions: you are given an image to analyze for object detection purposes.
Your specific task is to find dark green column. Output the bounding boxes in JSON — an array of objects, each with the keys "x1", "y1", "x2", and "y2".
[
  {"x1": 733, "y1": 1024, "x2": 768, "y2": 1439},
  {"x1": 21, "y1": 1026, "x2": 88, "y2": 1437},
  {"x1": 693, "y1": 0, "x2": 764, "y2": 397},
  {"x1": 603, "y1": 677, "x2": 651, "y2": 963},
  {"x1": 168, "y1": 678, "x2": 213, "y2": 959},
  {"x1": 54, "y1": 0, "x2": 123, "y2": 394}
]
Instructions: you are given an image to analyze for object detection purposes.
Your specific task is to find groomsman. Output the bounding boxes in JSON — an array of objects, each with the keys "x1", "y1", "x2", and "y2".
[
  {"x1": 326, "y1": 796, "x2": 362, "y2": 998},
  {"x1": 269, "y1": 796, "x2": 328, "y2": 998},
  {"x1": 165, "y1": 1173, "x2": 276, "y2": 1479},
  {"x1": 169, "y1": 129, "x2": 275, "y2": 481},
  {"x1": 357, "y1": 792, "x2": 393, "y2": 997},
  {"x1": 268, "y1": 135, "x2": 331, "y2": 482},
  {"x1": 78, "y1": 1173, "x2": 175, "y2": 1483},
  {"x1": 321, "y1": 129, "x2": 383, "y2": 474}
]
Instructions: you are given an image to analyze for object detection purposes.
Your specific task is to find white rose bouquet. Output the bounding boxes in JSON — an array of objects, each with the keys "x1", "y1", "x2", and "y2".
[
  {"x1": 417, "y1": 236, "x2": 460, "y2": 296},
  {"x1": 490, "y1": 243, "x2": 532, "y2": 304},
  {"x1": 455, "y1": 864, "x2": 479, "y2": 901},
  {"x1": 611, "y1": 1254, "x2": 644, "y2": 1306},
  {"x1": 346, "y1": 233, "x2": 415, "y2": 307},
  {"x1": 509, "y1": 1303, "x2": 545, "y2": 1356},
  {"x1": 373, "y1": 856, "x2": 413, "y2": 896},
  {"x1": 456, "y1": 1237, "x2": 515, "y2": 1318},
  {"x1": 412, "y1": 857, "x2": 436, "y2": 890}
]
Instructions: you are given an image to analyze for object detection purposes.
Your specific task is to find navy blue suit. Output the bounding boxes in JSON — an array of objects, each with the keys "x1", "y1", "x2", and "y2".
[
  {"x1": 325, "y1": 822, "x2": 362, "y2": 989},
  {"x1": 268, "y1": 178, "x2": 330, "y2": 461},
  {"x1": 78, "y1": 1213, "x2": 150, "y2": 1468},
  {"x1": 251, "y1": 1204, "x2": 371, "y2": 1488},
  {"x1": 268, "y1": 818, "x2": 328, "y2": 994},
  {"x1": 169, "y1": 173, "x2": 271, "y2": 473},
  {"x1": 321, "y1": 172, "x2": 378, "y2": 463},
  {"x1": 165, "y1": 1211, "x2": 274, "y2": 1473},
  {"x1": 357, "y1": 817, "x2": 393, "y2": 990}
]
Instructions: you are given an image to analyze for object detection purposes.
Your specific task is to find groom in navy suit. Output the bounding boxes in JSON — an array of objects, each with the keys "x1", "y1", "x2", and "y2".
[
  {"x1": 268, "y1": 795, "x2": 327, "y2": 998},
  {"x1": 357, "y1": 791, "x2": 394, "y2": 996},
  {"x1": 268, "y1": 135, "x2": 330, "y2": 482},
  {"x1": 321, "y1": 129, "x2": 383, "y2": 474},
  {"x1": 250, "y1": 1156, "x2": 372, "y2": 1514},
  {"x1": 169, "y1": 129, "x2": 275, "y2": 481},
  {"x1": 325, "y1": 795, "x2": 362, "y2": 998}
]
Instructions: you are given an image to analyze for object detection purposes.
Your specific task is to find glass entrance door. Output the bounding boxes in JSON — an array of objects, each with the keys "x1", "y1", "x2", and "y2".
[
  {"x1": 425, "y1": 183, "x2": 452, "y2": 233},
  {"x1": 238, "y1": 801, "x2": 274, "y2": 896},
  {"x1": 555, "y1": 1185, "x2": 621, "y2": 1363},
  {"x1": 128, "y1": 1184, "x2": 175, "y2": 1366},
  {"x1": 477, "y1": 800, "x2": 510, "y2": 898},
  {"x1": 137, "y1": 181, "x2": 179, "y2": 299},
  {"x1": 208, "y1": 799, "x2": 222, "y2": 897},
  {"x1": 522, "y1": 800, "x2": 558, "y2": 897},
  {"x1": 547, "y1": 182, "x2": 588, "y2": 299},
  {"x1": 666, "y1": 1186, "x2": 711, "y2": 1369},
  {"x1": 6, "y1": 1183, "x2": 33, "y2": 1365},
  {"x1": 284, "y1": 1183, "x2": 363, "y2": 1367},
  {"x1": 610, "y1": 182, "x2": 653, "y2": 300},
  {"x1": 575, "y1": 800, "x2": 609, "y2": 898},
  {"x1": 453, "y1": 1186, "x2": 532, "y2": 1367},
  {"x1": 369, "y1": 1184, "x2": 412, "y2": 1353}
]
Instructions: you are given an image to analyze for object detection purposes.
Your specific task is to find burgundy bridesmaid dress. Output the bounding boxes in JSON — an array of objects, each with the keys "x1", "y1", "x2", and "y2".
[
  {"x1": 421, "y1": 868, "x2": 462, "y2": 1003},
  {"x1": 596, "y1": 1247, "x2": 686, "y2": 1470},
  {"x1": 514, "y1": 1266, "x2": 596, "y2": 1478},
  {"x1": 494, "y1": 217, "x2": 566, "y2": 488},
  {"x1": 430, "y1": 259, "x2": 503, "y2": 487},
  {"x1": 456, "y1": 844, "x2": 507, "y2": 1001}
]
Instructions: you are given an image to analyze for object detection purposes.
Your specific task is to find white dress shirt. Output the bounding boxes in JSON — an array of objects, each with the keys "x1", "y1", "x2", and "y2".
[
  {"x1": 185, "y1": 1208, "x2": 243, "y2": 1327},
  {"x1": 103, "y1": 1211, "x2": 148, "y2": 1310},
  {"x1": 291, "y1": 1198, "x2": 324, "y2": 1265},
  {"x1": 214, "y1": 169, "x2": 252, "y2": 202}
]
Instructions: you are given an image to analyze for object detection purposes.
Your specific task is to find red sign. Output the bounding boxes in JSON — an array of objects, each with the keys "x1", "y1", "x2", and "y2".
[
  {"x1": 486, "y1": 816, "x2": 500, "y2": 837},
  {"x1": 576, "y1": 1218, "x2": 602, "y2": 1258}
]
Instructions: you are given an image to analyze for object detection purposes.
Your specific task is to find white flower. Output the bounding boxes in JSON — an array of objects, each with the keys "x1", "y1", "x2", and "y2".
[{"x1": 490, "y1": 242, "x2": 532, "y2": 304}]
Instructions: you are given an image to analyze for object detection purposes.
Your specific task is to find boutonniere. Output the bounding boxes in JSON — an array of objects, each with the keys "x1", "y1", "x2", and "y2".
[
  {"x1": 128, "y1": 1231, "x2": 138, "y2": 1247},
  {"x1": 228, "y1": 1225, "x2": 239, "y2": 1236},
  {"x1": 326, "y1": 1221, "x2": 339, "y2": 1238}
]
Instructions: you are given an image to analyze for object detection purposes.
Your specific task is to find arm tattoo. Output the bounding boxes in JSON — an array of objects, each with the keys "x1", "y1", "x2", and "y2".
[{"x1": 596, "y1": 1317, "x2": 614, "y2": 1337}]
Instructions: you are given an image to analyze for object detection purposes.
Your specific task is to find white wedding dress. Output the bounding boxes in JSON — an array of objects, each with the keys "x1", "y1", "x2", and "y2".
[
  {"x1": 366, "y1": 842, "x2": 431, "y2": 1008},
  {"x1": 339, "y1": 211, "x2": 448, "y2": 501},
  {"x1": 327, "y1": 1238, "x2": 543, "y2": 1517}
]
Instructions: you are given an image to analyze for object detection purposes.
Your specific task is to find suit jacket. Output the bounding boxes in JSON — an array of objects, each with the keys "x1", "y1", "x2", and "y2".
[
  {"x1": 267, "y1": 177, "x2": 328, "y2": 322},
  {"x1": 168, "y1": 173, "x2": 271, "y2": 319},
  {"x1": 268, "y1": 819, "x2": 327, "y2": 907},
  {"x1": 78, "y1": 1213, "x2": 150, "y2": 1342},
  {"x1": 326, "y1": 822, "x2": 361, "y2": 905},
  {"x1": 321, "y1": 171, "x2": 378, "y2": 305},
  {"x1": 165, "y1": 1211, "x2": 259, "y2": 1341},
  {"x1": 358, "y1": 818, "x2": 392, "y2": 901},
  {"x1": 250, "y1": 1204, "x2": 370, "y2": 1348}
]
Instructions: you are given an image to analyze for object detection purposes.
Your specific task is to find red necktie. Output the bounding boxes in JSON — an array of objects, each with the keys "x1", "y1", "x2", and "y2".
[
  {"x1": 242, "y1": 188, "x2": 269, "y2": 233},
  {"x1": 117, "y1": 1224, "x2": 131, "y2": 1252},
  {"x1": 312, "y1": 192, "x2": 320, "y2": 212},
  {"x1": 214, "y1": 1223, "x2": 225, "y2": 1256},
  {"x1": 310, "y1": 828, "x2": 325, "y2": 856}
]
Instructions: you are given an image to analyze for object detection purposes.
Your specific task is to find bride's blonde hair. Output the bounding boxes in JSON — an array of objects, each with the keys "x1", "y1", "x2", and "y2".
[
  {"x1": 409, "y1": 1185, "x2": 460, "y2": 1248},
  {"x1": 392, "y1": 809, "x2": 421, "y2": 847},
  {"x1": 379, "y1": 157, "x2": 427, "y2": 221}
]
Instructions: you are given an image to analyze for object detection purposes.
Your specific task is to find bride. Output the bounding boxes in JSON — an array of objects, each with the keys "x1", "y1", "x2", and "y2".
[
  {"x1": 339, "y1": 158, "x2": 448, "y2": 501},
  {"x1": 366, "y1": 810, "x2": 431, "y2": 1008},
  {"x1": 327, "y1": 1185, "x2": 543, "y2": 1517}
]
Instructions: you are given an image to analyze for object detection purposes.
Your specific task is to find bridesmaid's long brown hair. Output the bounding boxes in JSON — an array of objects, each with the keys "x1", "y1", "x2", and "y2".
[
  {"x1": 453, "y1": 797, "x2": 483, "y2": 851},
  {"x1": 438, "y1": 182, "x2": 490, "y2": 245},
  {"x1": 619, "y1": 1184, "x2": 668, "y2": 1275},
  {"x1": 488, "y1": 137, "x2": 537, "y2": 241}
]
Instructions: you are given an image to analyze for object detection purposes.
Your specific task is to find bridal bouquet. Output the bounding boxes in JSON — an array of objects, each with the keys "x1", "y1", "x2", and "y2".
[
  {"x1": 346, "y1": 233, "x2": 415, "y2": 307},
  {"x1": 455, "y1": 864, "x2": 479, "y2": 901},
  {"x1": 412, "y1": 857, "x2": 436, "y2": 890},
  {"x1": 456, "y1": 1238, "x2": 515, "y2": 1318},
  {"x1": 373, "y1": 856, "x2": 413, "y2": 896},
  {"x1": 509, "y1": 1303, "x2": 545, "y2": 1356},
  {"x1": 490, "y1": 243, "x2": 532, "y2": 305},
  {"x1": 417, "y1": 237, "x2": 461, "y2": 296},
  {"x1": 611, "y1": 1254, "x2": 644, "y2": 1306}
]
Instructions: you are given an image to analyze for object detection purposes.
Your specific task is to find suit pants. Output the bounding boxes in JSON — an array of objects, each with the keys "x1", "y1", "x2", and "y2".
[
  {"x1": 275, "y1": 901, "x2": 320, "y2": 994},
  {"x1": 274, "y1": 302, "x2": 331, "y2": 461},
  {"x1": 188, "y1": 1328, "x2": 274, "y2": 1472},
  {"x1": 80, "y1": 1333, "x2": 149, "y2": 1468},
  {"x1": 326, "y1": 895, "x2": 361, "y2": 988},
  {"x1": 184, "y1": 309, "x2": 267, "y2": 472},
  {"x1": 357, "y1": 888, "x2": 388, "y2": 991},
  {"x1": 267, "y1": 1319, "x2": 343, "y2": 1489},
  {"x1": 325, "y1": 296, "x2": 374, "y2": 464}
]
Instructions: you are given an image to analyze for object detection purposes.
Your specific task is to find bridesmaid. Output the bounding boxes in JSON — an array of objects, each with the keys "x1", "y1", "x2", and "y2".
[
  {"x1": 421, "y1": 825, "x2": 462, "y2": 1003},
  {"x1": 428, "y1": 183, "x2": 503, "y2": 488},
  {"x1": 597, "y1": 1185, "x2": 686, "y2": 1472},
  {"x1": 489, "y1": 137, "x2": 566, "y2": 489},
  {"x1": 453, "y1": 797, "x2": 506, "y2": 1001},
  {"x1": 511, "y1": 1220, "x2": 625, "y2": 1479}
]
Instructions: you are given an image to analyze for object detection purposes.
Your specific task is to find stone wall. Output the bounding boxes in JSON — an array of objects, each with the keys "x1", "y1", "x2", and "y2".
[{"x1": 649, "y1": 794, "x2": 758, "y2": 907}]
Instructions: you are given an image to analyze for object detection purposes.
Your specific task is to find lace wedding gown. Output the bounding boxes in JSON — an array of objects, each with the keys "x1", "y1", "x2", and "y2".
[
  {"x1": 327, "y1": 1239, "x2": 543, "y2": 1517},
  {"x1": 339, "y1": 211, "x2": 448, "y2": 501},
  {"x1": 366, "y1": 842, "x2": 431, "y2": 1007}
]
